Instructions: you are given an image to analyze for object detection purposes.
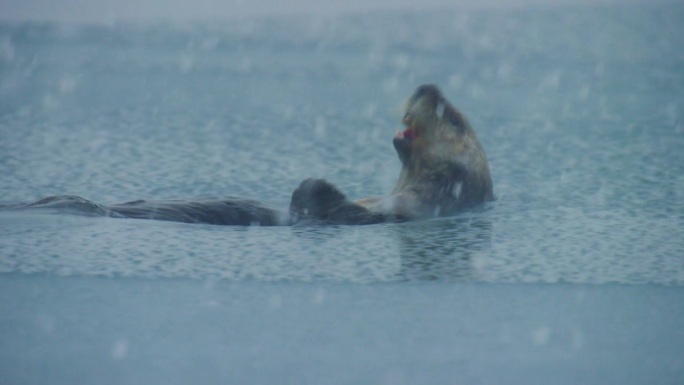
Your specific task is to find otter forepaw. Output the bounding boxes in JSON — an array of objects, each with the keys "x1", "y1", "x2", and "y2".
[{"x1": 289, "y1": 178, "x2": 347, "y2": 221}]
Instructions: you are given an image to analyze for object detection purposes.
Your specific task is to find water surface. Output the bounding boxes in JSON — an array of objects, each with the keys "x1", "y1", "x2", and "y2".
[{"x1": 1, "y1": 3, "x2": 683, "y2": 384}]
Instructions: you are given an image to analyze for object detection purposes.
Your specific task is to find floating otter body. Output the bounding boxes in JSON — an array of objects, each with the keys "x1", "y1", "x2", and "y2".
[
  {"x1": 18, "y1": 85, "x2": 492, "y2": 226},
  {"x1": 12, "y1": 195, "x2": 288, "y2": 226},
  {"x1": 289, "y1": 84, "x2": 493, "y2": 224},
  {"x1": 107, "y1": 198, "x2": 289, "y2": 226}
]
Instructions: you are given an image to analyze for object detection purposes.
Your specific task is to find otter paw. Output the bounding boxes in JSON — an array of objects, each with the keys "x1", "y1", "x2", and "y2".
[{"x1": 289, "y1": 178, "x2": 347, "y2": 221}]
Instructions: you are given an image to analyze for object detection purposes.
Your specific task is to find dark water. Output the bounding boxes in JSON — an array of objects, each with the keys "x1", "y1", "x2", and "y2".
[{"x1": 1, "y1": 3, "x2": 683, "y2": 384}]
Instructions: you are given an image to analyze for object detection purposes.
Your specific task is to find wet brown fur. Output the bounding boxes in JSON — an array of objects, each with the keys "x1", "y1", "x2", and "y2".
[
  {"x1": 358, "y1": 84, "x2": 493, "y2": 219},
  {"x1": 29, "y1": 86, "x2": 490, "y2": 226},
  {"x1": 290, "y1": 84, "x2": 493, "y2": 224}
]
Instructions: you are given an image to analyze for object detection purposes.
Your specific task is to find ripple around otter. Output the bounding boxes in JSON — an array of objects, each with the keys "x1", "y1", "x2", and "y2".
[{"x1": 1, "y1": 200, "x2": 681, "y2": 285}]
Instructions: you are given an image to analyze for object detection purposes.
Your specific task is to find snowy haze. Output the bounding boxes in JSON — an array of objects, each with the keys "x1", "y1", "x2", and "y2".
[{"x1": 1, "y1": 2, "x2": 683, "y2": 384}]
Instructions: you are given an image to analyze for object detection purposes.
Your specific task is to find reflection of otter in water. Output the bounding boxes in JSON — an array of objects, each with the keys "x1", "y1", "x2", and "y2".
[
  {"x1": 19, "y1": 84, "x2": 492, "y2": 226},
  {"x1": 396, "y1": 214, "x2": 492, "y2": 281},
  {"x1": 290, "y1": 84, "x2": 494, "y2": 225}
]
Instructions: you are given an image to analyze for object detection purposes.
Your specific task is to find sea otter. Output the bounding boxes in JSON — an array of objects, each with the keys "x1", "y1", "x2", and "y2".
[
  {"x1": 289, "y1": 84, "x2": 493, "y2": 225},
  {"x1": 17, "y1": 84, "x2": 492, "y2": 226}
]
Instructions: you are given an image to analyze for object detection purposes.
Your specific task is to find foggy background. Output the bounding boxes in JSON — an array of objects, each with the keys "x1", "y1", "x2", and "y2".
[{"x1": 0, "y1": 0, "x2": 659, "y2": 22}]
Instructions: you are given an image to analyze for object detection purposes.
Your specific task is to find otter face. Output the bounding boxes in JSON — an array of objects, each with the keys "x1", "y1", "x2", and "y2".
[{"x1": 393, "y1": 84, "x2": 470, "y2": 166}]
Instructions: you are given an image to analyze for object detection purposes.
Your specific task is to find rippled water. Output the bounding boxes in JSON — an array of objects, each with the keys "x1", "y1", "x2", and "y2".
[{"x1": 1, "y1": 3, "x2": 683, "y2": 384}]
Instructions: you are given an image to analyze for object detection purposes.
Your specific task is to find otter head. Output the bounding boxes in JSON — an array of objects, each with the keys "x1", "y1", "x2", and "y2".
[
  {"x1": 392, "y1": 84, "x2": 493, "y2": 208},
  {"x1": 393, "y1": 84, "x2": 473, "y2": 168}
]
